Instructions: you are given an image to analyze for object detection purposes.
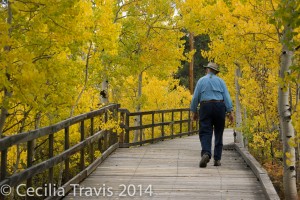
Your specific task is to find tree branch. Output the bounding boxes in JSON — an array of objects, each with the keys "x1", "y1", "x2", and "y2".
[
  {"x1": 46, "y1": 16, "x2": 68, "y2": 30},
  {"x1": 114, "y1": 0, "x2": 141, "y2": 23}
]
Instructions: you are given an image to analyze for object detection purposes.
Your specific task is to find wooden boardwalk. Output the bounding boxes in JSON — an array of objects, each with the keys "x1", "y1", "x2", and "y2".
[{"x1": 64, "y1": 129, "x2": 267, "y2": 200}]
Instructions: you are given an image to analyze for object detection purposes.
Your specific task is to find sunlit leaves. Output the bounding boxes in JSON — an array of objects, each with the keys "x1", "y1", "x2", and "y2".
[{"x1": 117, "y1": 73, "x2": 191, "y2": 112}]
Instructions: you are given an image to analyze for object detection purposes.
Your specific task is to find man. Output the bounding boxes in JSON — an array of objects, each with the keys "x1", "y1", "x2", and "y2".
[{"x1": 190, "y1": 62, "x2": 234, "y2": 168}]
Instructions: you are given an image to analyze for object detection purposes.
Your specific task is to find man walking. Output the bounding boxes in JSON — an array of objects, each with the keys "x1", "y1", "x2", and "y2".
[{"x1": 190, "y1": 62, "x2": 234, "y2": 168}]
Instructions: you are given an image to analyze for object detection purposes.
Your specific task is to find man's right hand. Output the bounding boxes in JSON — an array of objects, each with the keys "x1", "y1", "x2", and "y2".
[{"x1": 227, "y1": 112, "x2": 234, "y2": 124}]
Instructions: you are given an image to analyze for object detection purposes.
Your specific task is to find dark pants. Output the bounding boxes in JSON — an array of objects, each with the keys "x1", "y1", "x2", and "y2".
[{"x1": 199, "y1": 102, "x2": 226, "y2": 161}]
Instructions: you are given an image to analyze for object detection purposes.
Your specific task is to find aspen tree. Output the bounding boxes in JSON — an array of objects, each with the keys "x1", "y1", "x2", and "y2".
[
  {"x1": 275, "y1": 0, "x2": 299, "y2": 198},
  {"x1": 115, "y1": 0, "x2": 185, "y2": 142}
]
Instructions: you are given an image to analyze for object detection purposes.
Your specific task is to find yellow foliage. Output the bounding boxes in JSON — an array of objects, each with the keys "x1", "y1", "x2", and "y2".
[
  {"x1": 178, "y1": 0, "x2": 293, "y2": 164},
  {"x1": 116, "y1": 73, "x2": 191, "y2": 111}
]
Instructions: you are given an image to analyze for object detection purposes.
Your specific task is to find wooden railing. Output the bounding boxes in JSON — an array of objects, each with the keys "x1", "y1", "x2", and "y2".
[
  {"x1": 0, "y1": 105, "x2": 198, "y2": 199},
  {"x1": 119, "y1": 108, "x2": 198, "y2": 147},
  {"x1": 0, "y1": 104, "x2": 120, "y2": 200}
]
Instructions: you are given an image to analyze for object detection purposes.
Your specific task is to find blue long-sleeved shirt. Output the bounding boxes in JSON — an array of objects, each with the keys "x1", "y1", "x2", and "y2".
[{"x1": 190, "y1": 72, "x2": 233, "y2": 113}]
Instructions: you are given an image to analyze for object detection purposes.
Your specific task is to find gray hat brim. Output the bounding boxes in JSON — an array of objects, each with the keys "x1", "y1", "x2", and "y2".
[{"x1": 204, "y1": 65, "x2": 220, "y2": 72}]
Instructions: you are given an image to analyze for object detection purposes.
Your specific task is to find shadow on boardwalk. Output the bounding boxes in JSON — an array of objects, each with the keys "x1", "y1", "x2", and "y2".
[{"x1": 64, "y1": 129, "x2": 267, "y2": 200}]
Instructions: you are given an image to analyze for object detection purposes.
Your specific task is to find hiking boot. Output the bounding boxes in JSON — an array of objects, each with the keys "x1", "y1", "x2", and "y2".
[
  {"x1": 199, "y1": 154, "x2": 210, "y2": 168},
  {"x1": 214, "y1": 160, "x2": 221, "y2": 166}
]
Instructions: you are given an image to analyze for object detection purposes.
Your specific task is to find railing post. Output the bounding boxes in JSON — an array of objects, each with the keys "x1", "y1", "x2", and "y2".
[
  {"x1": 64, "y1": 127, "x2": 70, "y2": 182},
  {"x1": 188, "y1": 110, "x2": 191, "y2": 135},
  {"x1": 98, "y1": 138, "x2": 103, "y2": 153},
  {"x1": 124, "y1": 113, "x2": 130, "y2": 145},
  {"x1": 49, "y1": 133, "x2": 54, "y2": 184},
  {"x1": 151, "y1": 112, "x2": 154, "y2": 143},
  {"x1": 139, "y1": 113, "x2": 143, "y2": 146},
  {"x1": 109, "y1": 108, "x2": 117, "y2": 145},
  {"x1": 113, "y1": 106, "x2": 119, "y2": 144},
  {"x1": 103, "y1": 112, "x2": 108, "y2": 150},
  {"x1": 161, "y1": 112, "x2": 165, "y2": 138},
  {"x1": 1, "y1": 149, "x2": 7, "y2": 180},
  {"x1": 180, "y1": 110, "x2": 183, "y2": 136},
  {"x1": 27, "y1": 141, "x2": 33, "y2": 188},
  {"x1": 80, "y1": 121, "x2": 85, "y2": 171},
  {"x1": 171, "y1": 111, "x2": 174, "y2": 138},
  {"x1": 98, "y1": 114, "x2": 103, "y2": 152},
  {"x1": 119, "y1": 112, "x2": 125, "y2": 144},
  {"x1": 90, "y1": 117, "x2": 94, "y2": 163},
  {"x1": 0, "y1": 149, "x2": 7, "y2": 200}
]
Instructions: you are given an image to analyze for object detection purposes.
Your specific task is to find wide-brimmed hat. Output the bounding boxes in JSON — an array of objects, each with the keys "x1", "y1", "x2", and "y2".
[{"x1": 204, "y1": 62, "x2": 220, "y2": 72}]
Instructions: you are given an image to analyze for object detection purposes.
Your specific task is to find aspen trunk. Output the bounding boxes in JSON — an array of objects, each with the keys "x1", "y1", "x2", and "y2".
[
  {"x1": 100, "y1": 78, "x2": 109, "y2": 104},
  {"x1": 296, "y1": 80, "x2": 300, "y2": 183},
  {"x1": 133, "y1": 72, "x2": 142, "y2": 143},
  {"x1": 278, "y1": 36, "x2": 298, "y2": 199},
  {"x1": 296, "y1": 79, "x2": 299, "y2": 108},
  {"x1": 243, "y1": 107, "x2": 248, "y2": 149},
  {"x1": 189, "y1": 32, "x2": 194, "y2": 94},
  {"x1": 234, "y1": 64, "x2": 244, "y2": 146}
]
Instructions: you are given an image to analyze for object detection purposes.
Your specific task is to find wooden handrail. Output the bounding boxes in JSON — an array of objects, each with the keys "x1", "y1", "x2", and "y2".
[
  {"x1": 0, "y1": 104, "x2": 118, "y2": 151},
  {"x1": 119, "y1": 107, "x2": 198, "y2": 147},
  {"x1": 0, "y1": 104, "x2": 120, "y2": 199},
  {"x1": 0, "y1": 130, "x2": 107, "y2": 187},
  {"x1": 119, "y1": 108, "x2": 191, "y2": 116},
  {"x1": 0, "y1": 105, "x2": 197, "y2": 199}
]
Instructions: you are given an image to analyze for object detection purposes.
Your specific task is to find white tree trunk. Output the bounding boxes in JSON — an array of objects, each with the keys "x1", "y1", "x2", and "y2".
[
  {"x1": 100, "y1": 78, "x2": 109, "y2": 104},
  {"x1": 243, "y1": 107, "x2": 248, "y2": 149},
  {"x1": 234, "y1": 64, "x2": 244, "y2": 146},
  {"x1": 189, "y1": 32, "x2": 194, "y2": 94},
  {"x1": 133, "y1": 72, "x2": 142, "y2": 143},
  {"x1": 278, "y1": 37, "x2": 298, "y2": 200},
  {"x1": 296, "y1": 76, "x2": 300, "y2": 184}
]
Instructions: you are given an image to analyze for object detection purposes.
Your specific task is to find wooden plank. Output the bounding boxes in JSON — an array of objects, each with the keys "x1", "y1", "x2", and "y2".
[
  {"x1": 65, "y1": 130, "x2": 271, "y2": 200},
  {"x1": 126, "y1": 131, "x2": 198, "y2": 147},
  {"x1": 234, "y1": 143, "x2": 280, "y2": 200},
  {"x1": 45, "y1": 143, "x2": 119, "y2": 200},
  {"x1": 86, "y1": 143, "x2": 119, "y2": 176}
]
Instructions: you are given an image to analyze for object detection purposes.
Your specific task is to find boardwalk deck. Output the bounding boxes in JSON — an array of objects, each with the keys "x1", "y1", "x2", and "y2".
[{"x1": 64, "y1": 129, "x2": 267, "y2": 200}]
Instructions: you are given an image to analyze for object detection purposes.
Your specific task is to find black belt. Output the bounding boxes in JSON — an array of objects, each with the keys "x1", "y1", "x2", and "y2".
[{"x1": 201, "y1": 100, "x2": 224, "y2": 104}]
